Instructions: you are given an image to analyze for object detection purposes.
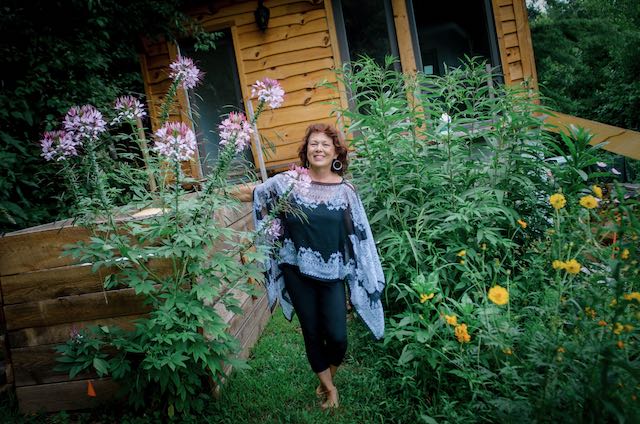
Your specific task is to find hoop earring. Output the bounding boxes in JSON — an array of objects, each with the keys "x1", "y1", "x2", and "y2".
[{"x1": 331, "y1": 159, "x2": 343, "y2": 172}]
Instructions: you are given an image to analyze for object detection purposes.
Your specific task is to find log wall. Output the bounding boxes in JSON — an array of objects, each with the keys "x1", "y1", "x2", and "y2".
[{"x1": 0, "y1": 201, "x2": 271, "y2": 413}]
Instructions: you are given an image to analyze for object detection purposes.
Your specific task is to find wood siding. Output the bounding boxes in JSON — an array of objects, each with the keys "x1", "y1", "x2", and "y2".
[
  {"x1": 0, "y1": 202, "x2": 271, "y2": 413},
  {"x1": 140, "y1": 0, "x2": 346, "y2": 175},
  {"x1": 491, "y1": 0, "x2": 538, "y2": 88}
]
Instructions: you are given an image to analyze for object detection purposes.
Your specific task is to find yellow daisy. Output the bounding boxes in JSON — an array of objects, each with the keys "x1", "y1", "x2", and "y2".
[
  {"x1": 549, "y1": 193, "x2": 566, "y2": 210},
  {"x1": 579, "y1": 195, "x2": 598, "y2": 209},
  {"x1": 488, "y1": 285, "x2": 509, "y2": 305}
]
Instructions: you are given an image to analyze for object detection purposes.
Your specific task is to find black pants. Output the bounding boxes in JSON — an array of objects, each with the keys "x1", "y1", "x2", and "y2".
[{"x1": 282, "y1": 265, "x2": 348, "y2": 373}]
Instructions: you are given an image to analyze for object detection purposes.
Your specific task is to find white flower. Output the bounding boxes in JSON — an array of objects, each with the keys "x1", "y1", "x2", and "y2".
[
  {"x1": 611, "y1": 168, "x2": 621, "y2": 175},
  {"x1": 251, "y1": 78, "x2": 285, "y2": 109},
  {"x1": 153, "y1": 122, "x2": 197, "y2": 161},
  {"x1": 440, "y1": 113, "x2": 452, "y2": 124},
  {"x1": 169, "y1": 56, "x2": 203, "y2": 90},
  {"x1": 596, "y1": 161, "x2": 607, "y2": 168}
]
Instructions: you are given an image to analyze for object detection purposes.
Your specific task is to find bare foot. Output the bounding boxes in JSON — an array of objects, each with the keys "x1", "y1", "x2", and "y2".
[
  {"x1": 315, "y1": 384, "x2": 328, "y2": 398},
  {"x1": 321, "y1": 386, "x2": 339, "y2": 410}
]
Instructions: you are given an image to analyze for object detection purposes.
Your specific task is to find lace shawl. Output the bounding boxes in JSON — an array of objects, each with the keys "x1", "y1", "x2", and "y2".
[{"x1": 253, "y1": 172, "x2": 385, "y2": 339}]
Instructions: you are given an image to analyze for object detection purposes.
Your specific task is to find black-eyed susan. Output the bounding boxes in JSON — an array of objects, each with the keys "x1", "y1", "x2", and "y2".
[
  {"x1": 549, "y1": 193, "x2": 566, "y2": 210},
  {"x1": 579, "y1": 195, "x2": 598, "y2": 209},
  {"x1": 488, "y1": 285, "x2": 509, "y2": 305},
  {"x1": 454, "y1": 323, "x2": 471, "y2": 343},
  {"x1": 564, "y1": 258, "x2": 581, "y2": 274}
]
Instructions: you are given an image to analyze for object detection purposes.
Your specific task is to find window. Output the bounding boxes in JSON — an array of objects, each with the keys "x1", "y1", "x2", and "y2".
[
  {"x1": 180, "y1": 29, "x2": 254, "y2": 178},
  {"x1": 333, "y1": 0, "x2": 400, "y2": 68},
  {"x1": 408, "y1": 0, "x2": 500, "y2": 75}
]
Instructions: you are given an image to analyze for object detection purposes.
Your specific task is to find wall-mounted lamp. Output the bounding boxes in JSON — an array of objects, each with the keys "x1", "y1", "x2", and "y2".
[{"x1": 254, "y1": 0, "x2": 270, "y2": 32}]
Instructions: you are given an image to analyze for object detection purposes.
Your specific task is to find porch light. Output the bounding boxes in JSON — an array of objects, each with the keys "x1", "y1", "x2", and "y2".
[{"x1": 254, "y1": 0, "x2": 270, "y2": 32}]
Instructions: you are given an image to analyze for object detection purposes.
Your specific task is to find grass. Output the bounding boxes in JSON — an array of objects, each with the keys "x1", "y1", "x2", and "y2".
[{"x1": 0, "y1": 310, "x2": 418, "y2": 424}]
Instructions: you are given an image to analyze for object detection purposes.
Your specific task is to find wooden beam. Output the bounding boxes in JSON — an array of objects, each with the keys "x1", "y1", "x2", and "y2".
[{"x1": 391, "y1": 0, "x2": 417, "y2": 74}]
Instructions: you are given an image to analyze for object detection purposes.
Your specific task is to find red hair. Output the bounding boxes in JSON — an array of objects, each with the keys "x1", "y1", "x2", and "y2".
[{"x1": 298, "y1": 123, "x2": 348, "y2": 175}]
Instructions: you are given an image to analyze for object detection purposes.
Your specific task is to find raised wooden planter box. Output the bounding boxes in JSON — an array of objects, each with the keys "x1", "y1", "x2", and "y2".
[{"x1": 0, "y1": 199, "x2": 272, "y2": 413}]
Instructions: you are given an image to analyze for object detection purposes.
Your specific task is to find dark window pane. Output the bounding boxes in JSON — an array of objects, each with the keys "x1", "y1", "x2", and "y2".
[
  {"x1": 339, "y1": 0, "x2": 398, "y2": 66},
  {"x1": 181, "y1": 30, "x2": 253, "y2": 177},
  {"x1": 412, "y1": 1, "x2": 493, "y2": 75}
]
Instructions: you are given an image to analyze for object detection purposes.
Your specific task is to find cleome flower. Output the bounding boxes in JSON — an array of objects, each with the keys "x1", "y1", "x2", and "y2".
[
  {"x1": 549, "y1": 193, "x2": 566, "y2": 210},
  {"x1": 488, "y1": 285, "x2": 509, "y2": 305},
  {"x1": 112, "y1": 95, "x2": 146, "y2": 125},
  {"x1": 265, "y1": 218, "x2": 283, "y2": 242},
  {"x1": 218, "y1": 112, "x2": 254, "y2": 152},
  {"x1": 169, "y1": 56, "x2": 203, "y2": 90},
  {"x1": 40, "y1": 130, "x2": 79, "y2": 161},
  {"x1": 579, "y1": 195, "x2": 598, "y2": 209},
  {"x1": 63, "y1": 104, "x2": 107, "y2": 140},
  {"x1": 454, "y1": 323, "x2": 471, "y2": 343},
  {"x1": 153, "y1": 121, "x2": 197, "y2": 161},
  {"x1": 251, "y1": 78, "x2": 285, "y2": 109},
  {"x1": 287, "y1": 164, "x2": 312, "y2": 196}
]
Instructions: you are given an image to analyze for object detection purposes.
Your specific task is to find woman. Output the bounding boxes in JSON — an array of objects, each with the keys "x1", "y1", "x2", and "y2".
[{"x1": 253, "y1": 123, "x2": 385, "y2": 409}]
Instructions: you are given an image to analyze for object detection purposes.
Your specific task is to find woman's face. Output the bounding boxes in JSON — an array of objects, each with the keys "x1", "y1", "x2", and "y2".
[{"x1": 306, "y1": 131, "x2": 337, "y2": 170}]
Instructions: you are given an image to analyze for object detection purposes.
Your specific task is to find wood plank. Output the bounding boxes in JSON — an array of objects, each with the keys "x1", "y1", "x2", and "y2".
[
  {"x1": 236, "y1": 8, "x2": 326, "y2": 34},
  {"x1": 392, "y1": 0, "x2": 418, "y2": 74},
  {"x1": 258, "y1": 85, "x2": 338, "y2": 109},
  {"x1": 8, "y1": 315, "x2": 143, "y2": 348},
  {"x1": 259, "y1": 117, "x2": 338, "y2": 147},
  {"x1": 508, "y1": 61, "x2": 524, "y2": 80},
  {"x1": 504, "y1": 32, "x2": 519, "y2": 49},
  {"x1": 505, "y1": 46, "x2": 521, "y2": 63},
  {"x1": 12, "y1": 344, "x2": 97, "y2": 386},
  {"x1": 4, "y1": 287, "x2": 151, "y2": 331},
  {"x1": 499, "y1": 5, "x2": 515, "y2": 21},
  {"x1": 0, "y1": 226, "x2": 90, "y2": 277},
  {"x1": 496, "y1": 0, "x2": 513, "y2": 6},
  {"x1": 257, "y1": 102, "x2": 335, "y2": 130},
  {"x1": 502, "y1": 20, "x2": 517, "y2": 34},
  {"x1": 199, "y1": 1, "x2": 322, "y2": 31},
  {"x1": 512, "y1": 0, "x2": 538, "y2": 88},
  {"x1": 241, "y1": 31, "x2": 331, "y2": 61},
  {"x1": 191, "y1": 0, "x2": 297, "y2": 24},
  {"x1": 242, "y1": 46, "x2": 333, "y2": 73},
  {"x1": 491, "y1": 0, "x2": 512, "y2": 83},
  {"x1": 254, "y1": 69, "x2": 337, "y2": 97},
  {"x1": 1, "y1": 259, "x2": 172, "y2": 306},
  {"x1": 245, "y1": 57, "x2": 335, "y2": 83},
  {"x1": 238, "y1": 16, "x2": 327, "y2": 48},
  {"x1": 17, "y1": 378, "x2": 119, "y2": 413}
]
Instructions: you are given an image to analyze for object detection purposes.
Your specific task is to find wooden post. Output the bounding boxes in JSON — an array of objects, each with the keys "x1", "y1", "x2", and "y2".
[{"x1": 246, "y1": 101, "x2": 268, "y2": 183}]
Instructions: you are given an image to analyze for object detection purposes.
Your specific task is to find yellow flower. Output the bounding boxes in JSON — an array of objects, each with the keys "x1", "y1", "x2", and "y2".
[
  {"x1": 592, "y1": 185, "x2": 603, "y2": 199},
  {"x1": 420, "y1": 293, "x2": 435, "y2": 303},
  {"x1": 598, "y1": 320, "x2": 608, "y2": 327},
  {"x1": 617, "y1": 340, "x2": 625, "y2": 349},
  {"x1": 621, "y1": 249, "x2": 630, "y2": 260},
  {"x1": 564, "y1": 258, "x2": 581, "y2": 274},
  {"x1": 614, "y1": 322, "x2": 624, "y2": 335},
  {"x1": 624, "y1": 292, "x2": 640, "y2": 302},
  {"x1": 585, "y1": 306, "x2": 596, "y2": 319},
  {"x1": 488, "y1": 285, "x2": 509, "y2": 305},
  {"x1": 517, "y1": 219, "x2": 527, "y2": 229},
  {"x1": 454, "y1": 323, "x2": 471, "y2": 343},
  {"x1": 444, "y1": 314, "x2": 457, "y2": 326},
  {"x1": 459, "y1": 259, "x2": 465, "y2": 265},
  {"x1": 481, "y1": 243, "x2": 487, "y2": 251},
  {"x1": 624, "y1": 324, "x2": 634, "y2": 332},
  {"x1": 610, "y1": 298, "x2": 618, "y2": 307},
  {"x1": 552, "y1": 260, "x2": 566, "y2": 270},
  {"x1": 549, "y1": 193, "x2": 566, "y2": 210},
  {"x1": 557, "y1": 346, "x2": 565, "y2": 353},
  {"x1": 502, "y1": 348, "x2": 513, "y2": 355},
  {"x1": 457, "y1": 250, "x2": 466, "y2": 257},
  {"x1": 579, "y1": 195, "x2": 599, "y2": 209}
]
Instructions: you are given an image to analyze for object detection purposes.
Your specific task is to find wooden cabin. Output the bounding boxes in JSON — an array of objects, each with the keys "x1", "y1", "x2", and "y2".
[{"x1": 139, "y1": 0, "x2": 640, "y2": 181}]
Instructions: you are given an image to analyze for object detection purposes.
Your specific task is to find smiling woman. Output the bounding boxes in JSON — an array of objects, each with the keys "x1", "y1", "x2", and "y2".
[{"x1": 252, "y1": 122, "x2": 385, "y2": 410}]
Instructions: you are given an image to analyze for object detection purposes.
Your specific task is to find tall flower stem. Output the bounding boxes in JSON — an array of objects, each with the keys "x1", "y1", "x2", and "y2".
[{"x1": 135, "y1": 117, "x2": 157, "y2": 192}]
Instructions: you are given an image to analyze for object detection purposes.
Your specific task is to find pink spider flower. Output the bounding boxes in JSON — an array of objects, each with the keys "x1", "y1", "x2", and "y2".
[
  {"x1": 112, "y1": 95, "x2": 146, "y2": 125},
  {"x1": 63, "y1": 105, "x2": 107, "y2": 140},
  {"x1": 251, "y1": 78, "x2": 285, "y2": 109},
  {"x1": 287, "y1": 164, "x2": 312, "y2": 195},
  {"x1": 218, "y1": 112, "x2": 254, "y2": 152},
  {"x1": 169, "y1": 56, "x2": 203, "y2": 90},
  {"x1": 265, "y1": 218, "x2": 283, "y2": 241},
  {"x1": 153, "y1": 121, "x2": 197, "y2": 161},
  {"x1": 40, "y1": 130, "x2": 79, "y2": 161}
]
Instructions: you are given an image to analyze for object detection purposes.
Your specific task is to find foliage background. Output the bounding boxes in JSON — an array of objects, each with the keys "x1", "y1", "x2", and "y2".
[{"x1": 0, "y1": 0, "x2": 213, "y2": 233}]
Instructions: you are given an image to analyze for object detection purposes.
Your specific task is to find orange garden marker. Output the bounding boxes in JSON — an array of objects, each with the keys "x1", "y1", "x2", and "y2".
[{"x1": 87, "y1": 380, "x2": 97, "y2": 397}]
